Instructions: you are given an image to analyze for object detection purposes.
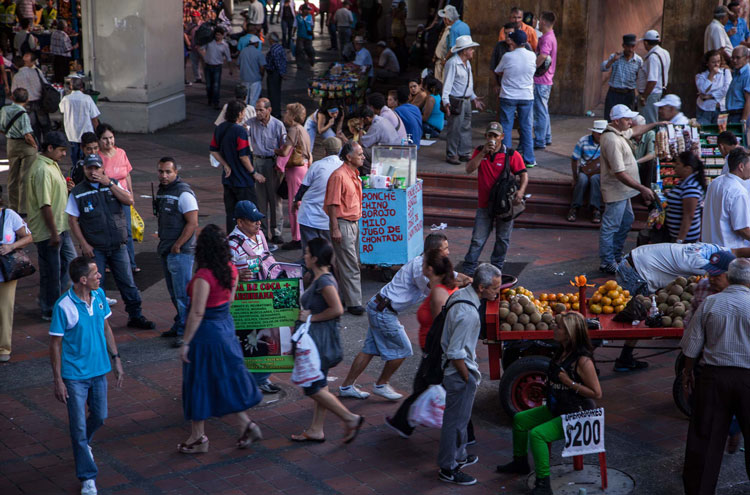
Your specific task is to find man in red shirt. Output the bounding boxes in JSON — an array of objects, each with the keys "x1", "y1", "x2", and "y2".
[{"x1": 462, "y1": 122, "x2": 527, "y2": 277}]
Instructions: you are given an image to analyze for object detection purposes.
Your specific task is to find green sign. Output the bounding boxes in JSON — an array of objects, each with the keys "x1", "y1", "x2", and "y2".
[{"x1": 231, "y1": 278, "x2": 300, "y2": 373}]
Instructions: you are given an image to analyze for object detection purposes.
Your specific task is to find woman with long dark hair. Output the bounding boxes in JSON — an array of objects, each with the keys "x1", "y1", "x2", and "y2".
[
  {"x1": 497, "y1": 312, "x2": 602, "y2": 495},
  {"x1": 665, "y1": 151, "x2": 706, "y2": 243},
  {"x1": 291, "y1": 237, "x2": 364, "y2": 443},
  {"x1": 179, "y1": 224, "x2": 263, "y2": 453}
]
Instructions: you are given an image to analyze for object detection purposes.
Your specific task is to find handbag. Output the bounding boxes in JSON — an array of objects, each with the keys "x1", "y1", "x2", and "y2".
[
  {"x1": 290, "y1": 316, "x2": 325, "y2": 387},
  {"x1": 0, "y1": 209, "x2": 35, "y2": 281},
  {"x1": 277, "y1": 176, "x2": 288, "y2": 200},
  {"x1": 34, "y1": 68, "x2": 61, "y2": 114}
]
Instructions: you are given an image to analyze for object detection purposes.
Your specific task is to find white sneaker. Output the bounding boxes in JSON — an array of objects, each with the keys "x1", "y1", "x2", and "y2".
[
  {"x1": 106, "y1": 297, "x2": 117, "y2": 305},
  {"x1": 339, "y1": 384, "x2": 370, "y2": 399},
  {"x1": 88, "y1": 444, "x2": 94, "y2": 461},
  {"x1": 372, "y1": 383, "x2": 403, "y2": 401},
  {"x1": 81, "y1": 479, "x2": 97, "y2": 495}
]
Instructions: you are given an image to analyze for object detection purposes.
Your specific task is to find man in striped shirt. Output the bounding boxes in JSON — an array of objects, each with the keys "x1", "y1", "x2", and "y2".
[{"x1": 601, "y1": 34, "x2": 642, "y2": 121}]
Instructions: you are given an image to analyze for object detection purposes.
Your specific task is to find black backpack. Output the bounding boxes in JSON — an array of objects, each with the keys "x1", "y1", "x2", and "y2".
[
  {"x1": 195, "y1": 22, "x2": 216, "y2": 47},
  {"x1": 418, "y1": 298, "x2": 479, "y2": 385},
  {"x1": 68, "y1": 159, "x2": 85, "y2": 185},
  {"x1": 487, "y1": 147, "x2": 524, "y2": 221}
]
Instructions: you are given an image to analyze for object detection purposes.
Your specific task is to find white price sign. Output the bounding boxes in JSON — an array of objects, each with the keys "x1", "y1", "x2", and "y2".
[{"x1": 562, "y1": 408, "x2": 605, "y2": 457}]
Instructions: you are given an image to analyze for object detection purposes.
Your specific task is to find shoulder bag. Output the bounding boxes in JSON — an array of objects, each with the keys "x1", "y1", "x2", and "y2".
[
  {"x1": 0, "y1": 209, "x2": 35, "y2": 281},
  {"x1": 34, "y1": 68, "x2": 61, "y2": 114}
]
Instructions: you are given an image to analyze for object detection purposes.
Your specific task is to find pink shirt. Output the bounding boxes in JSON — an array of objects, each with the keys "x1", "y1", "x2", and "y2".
[
  {"x1": 100, "y1": 148, "x2": 133, "y2": 191},
  {"x1": 534, "y1": 30, "x2": 557, "y2": 86}
]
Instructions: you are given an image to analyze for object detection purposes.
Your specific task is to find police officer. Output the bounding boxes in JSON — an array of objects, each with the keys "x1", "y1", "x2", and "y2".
[
  {"x1": 65, "y1": 154, "x2": 155, "y2": 329},
  {"x1": 154, "y1": 157, "x2": 199, "y2": 347}
]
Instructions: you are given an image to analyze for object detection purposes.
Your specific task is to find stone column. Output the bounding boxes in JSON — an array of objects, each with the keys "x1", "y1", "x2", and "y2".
[{"x1": 80, "y1": 0, "x2": 185, "y2": 133}]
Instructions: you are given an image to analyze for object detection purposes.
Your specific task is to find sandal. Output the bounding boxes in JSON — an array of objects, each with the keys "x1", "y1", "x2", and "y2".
[
  {"x1": 177, "y1": 435, "x2": 209, "y2": 454},
  {"x1": 566, "y1": 207, "x2": 577, "y2": 222},
  {"x1": 237, "y1": 421, "x2": 263, "y2": 449},
  {"x1": 592, "y1": 209, "x2": 602, "y2": 224},
  {"x1": 291, "y1": 431, "x2": 326, "y2": 443},
  {"x1": 343, "y1": 415, "x2": 365, "y2": 444}
]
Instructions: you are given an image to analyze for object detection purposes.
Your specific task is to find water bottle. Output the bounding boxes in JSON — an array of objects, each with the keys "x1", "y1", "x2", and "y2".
[
  {"x1": 648, "y1": 295, "x2": 659, "y2": 317},
  {"x1": 585, "y1": 110, "x2": 595, "y2": 117}
]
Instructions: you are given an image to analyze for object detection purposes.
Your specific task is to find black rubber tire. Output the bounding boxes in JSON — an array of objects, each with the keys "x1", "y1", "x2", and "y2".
[
  {"x1": 379, "y1": 267, "x2": 396, "y2": 283},
  {"x1": 499, "y1": 356, "x2": 551, "y2": 418}
]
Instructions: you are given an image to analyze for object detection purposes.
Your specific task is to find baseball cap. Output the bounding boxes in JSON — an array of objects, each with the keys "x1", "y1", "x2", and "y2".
[
  {"x1": 641, "y1": 30, "x2": 660, "y2": 42},
  {"x1": 610, "y1": 104, "x2": 639, "y2": 121},
  {"x1": 485, "y1": 122, "x2": 503, "y2": 136},
  {"x1": 508, "y1": 30, "x2": 528, "y2": 46},
  {"x1": 83, "y1": 154, "x2": 103, "y2": 167},
  {"x1": 43, "y1": 131, "x2": 68, "y2": 149},
  {"x1": 705, "y1": 251, "x2": 736, "y2": 276},
  {"x1": 376, "y1": 41, "x2": 387, "y2": 47},
  {"x1": 248, "y1": 34, "x2": 261, "y2": 44},
  {"x1": 588, "y1": 120, "x2": 608, "y2": 134},
  {"x1": 653, "y1": 94, "x2": 682, "y2": 109},
  {"x1": 622, "y1": 34, "x2": 637, "y2": 46},
  {"x1": 353, "y1": 36, "x2": 365, "y2": 44},
  {"x1": 234, "y1": 200, "x2": 265, "y2": 221}
]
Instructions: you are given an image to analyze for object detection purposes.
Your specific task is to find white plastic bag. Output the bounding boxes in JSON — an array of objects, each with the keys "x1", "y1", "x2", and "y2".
[
  {"x1": 290, "y1": 316, "x2": 325, "y2": 387},
  {"x1": 408, "y1": 384, "x2": 446, "y2": 428}
]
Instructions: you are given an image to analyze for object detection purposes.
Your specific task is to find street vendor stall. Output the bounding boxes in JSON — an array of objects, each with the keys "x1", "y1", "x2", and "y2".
[{"x1": 308, "y1": 62, "x2": 369, "y2": 112}]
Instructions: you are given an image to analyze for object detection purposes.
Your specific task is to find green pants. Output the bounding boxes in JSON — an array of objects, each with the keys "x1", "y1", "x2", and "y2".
[{"x1": 512, "y1": 405, "x2": 563, "y2": 478}]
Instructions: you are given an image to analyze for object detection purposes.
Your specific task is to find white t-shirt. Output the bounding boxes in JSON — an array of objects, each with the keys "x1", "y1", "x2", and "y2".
[
  {"x1": 65, "y1": 181, "x2": 127, "y2": 217},
  {"x1": 58, "y1": 91, "x2": 101, "y2": 143},
  {"x1": 495, "y1": 47, "x2": 536, "y2": 100},
  {"x1": 702, "y1": 173, "x2": 750, "y2": 249},
  {"x1": 0, "y1": 208, "x2": 30, "y2": 283},
  {"x1": 298, "y1": 155, "x2": 343, "y2": 230},
  {"x1": 630, "y1": 242, "x2": 722, "y2": 292},
  {"x1": 378, "y1": 48, "x2": 400, "y2": 73}
]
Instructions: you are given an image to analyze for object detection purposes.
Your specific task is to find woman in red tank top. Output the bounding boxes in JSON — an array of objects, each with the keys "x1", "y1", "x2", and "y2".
[{"x1": 416, "y1": 248, "x2": 458, "y2": 350}]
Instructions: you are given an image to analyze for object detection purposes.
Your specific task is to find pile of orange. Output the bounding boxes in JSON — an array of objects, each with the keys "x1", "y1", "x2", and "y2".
[
  {"x1": 588, "y1": 280, "x2": 631, "y2": 315},
  {"x1": 538, "y1": 292, "x2": 580, "y2": 312}
]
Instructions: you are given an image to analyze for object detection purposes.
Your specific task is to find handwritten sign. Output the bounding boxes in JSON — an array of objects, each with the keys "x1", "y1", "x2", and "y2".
[
  {"x1": 562, "y1": 408, "x2": 605, "y2": 457},
  {"x1": 230, "y1": 278, "x2": 300, "y2": 373},
  {"x1": 359, "y1": 181, "x2": 423, "y2": 265}
]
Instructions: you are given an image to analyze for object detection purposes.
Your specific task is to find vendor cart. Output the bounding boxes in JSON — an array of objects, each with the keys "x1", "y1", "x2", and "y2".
[{"x1": 484, "y1": 285, "x2": 689, "y2": 418}]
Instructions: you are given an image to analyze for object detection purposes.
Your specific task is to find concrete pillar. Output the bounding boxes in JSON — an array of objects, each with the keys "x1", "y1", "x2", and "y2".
[{"x1": 81, "y1": 0, "x2": 185, "y2": 133}]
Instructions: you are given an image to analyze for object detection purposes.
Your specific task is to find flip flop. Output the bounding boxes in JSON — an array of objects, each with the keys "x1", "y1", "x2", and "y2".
[
  {"x1": 343, "y1": 416, "x2": 365, "y2": 444},
  {"x1": 291, "y1": 431, "x2": 326, "y2": 443}
]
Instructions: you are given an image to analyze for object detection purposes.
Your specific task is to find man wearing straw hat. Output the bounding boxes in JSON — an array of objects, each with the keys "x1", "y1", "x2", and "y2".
[{"x1": 567, "y1": 120, "x2": 606, "y2": 224}]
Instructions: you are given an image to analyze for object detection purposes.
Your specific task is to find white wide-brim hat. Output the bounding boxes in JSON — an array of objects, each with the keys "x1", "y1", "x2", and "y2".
[{"x1": 451, "y1": 35, "x2": 479, "y2": 54}]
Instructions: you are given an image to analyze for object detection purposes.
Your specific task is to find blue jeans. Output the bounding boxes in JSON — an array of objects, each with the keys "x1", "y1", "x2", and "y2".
[
  {"x1": 696, "y1": 108, "x2": 718, "y2": 126},
  {"x1": 93, "y1": 245, "x2": 143, "y2": 319},
  {"x1": 363, "y1": 298, "x2": 413, "y2": 360},
  {"x1": 499, "y1": 98, "x2": 535, "y2": 164},
  {"x1": 160, "y1": 253, "x2": 194, "y2": 336},
  {"x1": 36, "y1": 231, "x2": 76, "y2": 314},
  {"x1": 615, "y1": 258, "x2": 649, "y2": 296},
  {"x1": 204, "y1": 64, "x2": 222, "y2": 106},
  {"x1": 462, "y1": 207, "x2": 514, "y2": 276},
  {"x1": 533, "y1": 84, "x2": 551, "y2": 147},
  {"x1": 123, "y1": 204, "x2": 137, "y2": 270},
  {"x1": 423, "y1": 122, "x2": 442, "y2": 137},
  {"x1": 599, "y1": 198, "x2": 634, "y2": 266},
  {"x1": 69, "y1": 141, "x2": 82, "y2": 168},
  {"x1": 65, "y1": 374, "x2": 107, "y2": 481},
  {"x1": 571, "y1": 172, "x2": 602, "y2": 210},
  {"x1": 328, "y1": 23, "x2": 338, "y2": 49},
  {"x1": 281, "y1": 18, "x2": 294, "y2": 48},
  {"x1": 252, "y1": 372, "x2": 272, "y2": 385}
]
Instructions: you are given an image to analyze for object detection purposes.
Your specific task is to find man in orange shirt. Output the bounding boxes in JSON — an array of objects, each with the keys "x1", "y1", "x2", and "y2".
[
  {"x1": 324, "y1": 139, "x2": 364, "y2": 315},
  {"x1": 497, "y1": 6, "x2": 538, "y2": 51}
]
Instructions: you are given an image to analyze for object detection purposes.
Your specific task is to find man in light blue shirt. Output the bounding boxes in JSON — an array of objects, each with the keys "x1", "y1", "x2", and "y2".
[
  {"x1": 726, "y1": 46, "x2": 750, "y2": 123},
  {"x1": 726, "y1": 1, "x2": 750, "y2": 47},
  {"x1": 353, "y1": 36, "x2": 374, "y2": 78},
  {"x1": 237, "y1": 35, "x2": 266, "y2": 106},
  {"x1": 49, "y1": 257, "x2": 123, "y2": 495},
  {"x1": 439, "y1": 4, "x2": 469, "y2": 51}
]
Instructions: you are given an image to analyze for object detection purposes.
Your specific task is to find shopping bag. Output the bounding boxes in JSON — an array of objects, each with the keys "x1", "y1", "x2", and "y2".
[
  {"x1": 408, "y1": 384, "x2": 446, "y2": 428},
  {"x1": 291, "y1": 316, "x2": 325, "y2": 387},
  {"x1": 131, "y1": 206, "x2": 145, "y2": 242}
]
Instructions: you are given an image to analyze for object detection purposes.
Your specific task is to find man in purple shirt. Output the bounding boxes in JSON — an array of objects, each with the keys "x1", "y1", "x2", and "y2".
[{"x1": 533, "y1": 11, "x2": 557, "y2": 150}]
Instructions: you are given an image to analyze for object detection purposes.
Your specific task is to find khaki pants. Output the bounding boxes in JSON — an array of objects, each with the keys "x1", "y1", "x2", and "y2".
[
  {"x1": 332, "y1": 218, "x2": 361, "y2": 307},
  {"x1": 0, "y1": 279, "x2": 18, "y2": 355},
  {"x1": 7, "y1": 138, "x2": 38, "y2": 214},
  {"x1": 254, "y1": 156, "x2": 284, "y2": 239}
]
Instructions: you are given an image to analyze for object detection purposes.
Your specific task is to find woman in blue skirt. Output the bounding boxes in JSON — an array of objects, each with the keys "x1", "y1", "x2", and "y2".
[{"x1": 179, "y1": 224, "x2": 263, "y2": 453}]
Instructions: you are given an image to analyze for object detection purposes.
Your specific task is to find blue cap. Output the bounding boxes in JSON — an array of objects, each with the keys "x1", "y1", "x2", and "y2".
[
  {"x1": 508, "y1": 30, "x2": 527, "y2": 46},
  {"x1": 234, "y1": 200, "x2": 265, "y2": 221},
  {"x1": 83, "y1": 154, "x2": 102, "y2": 167},
  {"x1": 706, "y1": 251, "x2": 736, "y2": 276}
]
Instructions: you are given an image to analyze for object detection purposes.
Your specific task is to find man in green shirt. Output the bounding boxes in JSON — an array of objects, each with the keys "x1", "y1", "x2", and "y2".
[
  {"x1": 26, "y1": 131, "x2": 76, "y2": 320},
  {"x1": 1, "y1": 87, "x2": 37, "y2": 215}
]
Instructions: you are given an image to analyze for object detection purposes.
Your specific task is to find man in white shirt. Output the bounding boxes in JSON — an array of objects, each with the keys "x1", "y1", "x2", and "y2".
[
  {"x1": 374, "y1": 40, "x2": 400, "y2": 80},
  {"x1": 704, "y1": 6, "x2": 733, "y2": 64},
  {"x1": 11, "y1": 52, "x2": 48, "y2": 140},
  {"x1": 495, "y1": 29, "x2": 537, "y2": 167},
  {"x1": 653, "y1": 94, "x2": 690, "y2": 124},
  {"x1": 637, "y1": 30, "x2": 671, "y2": 123},
  {"x1": 246, "y1": 0, "x2": 265, "y2": 27},
  {"x1": 334, "y1": 1, "x2": 354, "y2": 58},
  {"x1": 442, "y1": 35, "x2": 485, "y2": 165},
  {"x1": 702, "y1": 147, "x2": 750, "y2": 249},
  {"x1": 352, "y1": 36, "x2": 373, "y2": 78},
  {"x1": 366, "y1": 92, "x2": 407, "y2": 141},
  {"x1": 58, "y1": 77, "x2": 100, "y2": 167}
]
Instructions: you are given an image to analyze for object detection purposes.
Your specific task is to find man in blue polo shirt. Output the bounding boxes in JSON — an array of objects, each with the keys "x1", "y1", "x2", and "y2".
[
  {"x1": 726, "y1": 45, "x2": 750, "y2": 123},
  {"x1": 49, "y1": 256, "x2": 124, "y2": 495},
  {"x1": 726, "y1": 1, "x2": 750, "y2": 48}
]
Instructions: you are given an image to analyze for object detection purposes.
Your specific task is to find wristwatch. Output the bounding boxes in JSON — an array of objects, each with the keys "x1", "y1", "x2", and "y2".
[
  {"x1": 109, "y1": 179, "x2": 115, "y2": 187},
  {"x1": 111, "y1": 353, "x2": 120, "y2": 359}
]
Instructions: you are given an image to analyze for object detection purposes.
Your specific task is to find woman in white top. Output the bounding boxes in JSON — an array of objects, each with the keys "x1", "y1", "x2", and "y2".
[
  {"x1": 0, "y1": 197, "x2": 32, "y2": 362},
  {"x1": 695, "y1": 49, "x2": 732, "y2": 125}
]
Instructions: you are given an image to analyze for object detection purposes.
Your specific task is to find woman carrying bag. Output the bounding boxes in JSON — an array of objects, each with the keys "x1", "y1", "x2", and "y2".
[{"x1": 291, "y1": 237, "x2": 364, "y2": 444}]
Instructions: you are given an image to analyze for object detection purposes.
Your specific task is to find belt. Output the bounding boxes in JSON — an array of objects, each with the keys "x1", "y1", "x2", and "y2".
[
  {"x1": 374, "y1": 293, "x2": 397, "y2": 314},
  {"x1": 450, "y1": 95, "x2": 470, "y2": 100},
  {"x1": 609, "y1": 87, "x2": 635, "y2": 94},
  {"x1": 254, "y1": 155, "x2": 276, "y2": 160}
]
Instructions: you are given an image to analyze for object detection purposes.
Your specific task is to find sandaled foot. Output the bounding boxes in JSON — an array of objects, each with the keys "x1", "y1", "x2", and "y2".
[
  {"x1": 237, "y1": 421, "x2": 263, "y2": 449},
  {"x1": 592, "y1": 209, "x2": 602, "y2": 224},
  {"x1": 343, "y1": 415, "x2": 365, "y2": 444},
  {"x1": 177, "y1": 435, "x2": 209, "y2": 454},
  {"x1": 566, "y1": 207, "x2": 577, "y2": 222},
  {"x1": 291, "y1": 431, "x2": 326, "y2": 443}
]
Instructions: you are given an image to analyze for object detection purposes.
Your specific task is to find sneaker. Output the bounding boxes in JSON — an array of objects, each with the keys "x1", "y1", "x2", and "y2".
[
  {"x1": 160, "y1": 329, "x2": 178, "y2": 338},
  {"x1": 525, "y1": 162, "x2": 537, "y2": 168},
  {"x1": 372, "y1": 383, "x2": 403, "y2": 401},
  {"x1": 613, "y1": 357, "x2": 649, "y2": 372},
  {"x1": 347, "y1": 305, "x2": 365, "y2": 316},
  {"x1": 598, "y1": 263, "x2": 617, "y2": 275},
  {"x1": 127, "y1": 316, "x2": 156, "y2": 330},
  {"x1": 457, "y1": 455, "x2": 479, "y2": 468},
  {"x1": 446, "y1": 156, "x2": 461, "y2": 165},
  {"x1": 438, "y1": 467, "x2": 476, "y2": 485},
  {"x1": 339, "y1": 384, "x2": 370, "y2": 399},
  {"x1": 384, "y1": 416, "x2": 411, "y2": 438},
  {"x1": 81, "y1": 479, "x2": 97, "y2": 495},
  {"x1": 268, "y1": 243, "x2": 279, "y2": 252},
  {"x1": 533, "y1": 145, "x2": 546, "y2": 150},
  {"x1": 106, "y1": 297, "x2": 118, "y2": 305},
  {"x1": 259, "y1": 381, "x2": 281, "y2": 394},
  {"x1": 173, "y1": 337, "x2": 184, "y2": 348}
]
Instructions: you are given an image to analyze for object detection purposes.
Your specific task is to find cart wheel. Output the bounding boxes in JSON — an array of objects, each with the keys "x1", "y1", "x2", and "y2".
[
  {"x1": 499, "y1": 356, "x2": 550, "y2": 418},
  {"x1": 379, "y1": 267, "x2": 396, "y2": 283}
]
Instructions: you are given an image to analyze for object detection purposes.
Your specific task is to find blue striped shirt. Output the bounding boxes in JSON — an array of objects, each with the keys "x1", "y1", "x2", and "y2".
[
  {"x1": 665, "y1": 172, "x2": 704, "y2": 242},
  {"x1": 571, "y1": 134, "x2": 600, "y2": 167},
  {"x1": 601, "y1": 53, "x2": 642, "y2": 90}
]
